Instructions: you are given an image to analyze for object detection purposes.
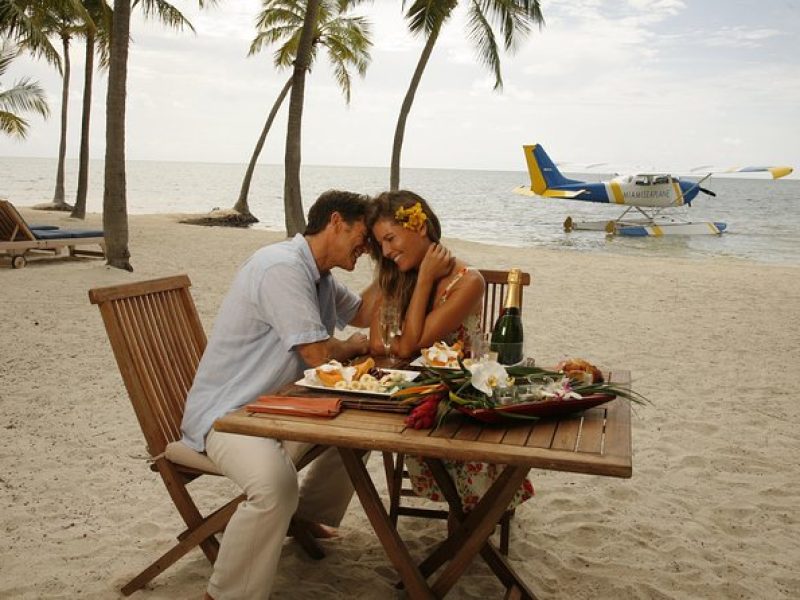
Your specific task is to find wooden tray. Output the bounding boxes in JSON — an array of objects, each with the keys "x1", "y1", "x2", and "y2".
[{"x1": 455, "y1": 393, "x2": 615, "y2": 424}]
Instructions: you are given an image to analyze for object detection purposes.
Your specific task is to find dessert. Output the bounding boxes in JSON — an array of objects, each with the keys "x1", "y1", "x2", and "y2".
[
  {"x1": 422, "y1": 341, "x2": 463, "y2": 368},
  {"x1": 556, "y1": 358, "x2": 604, "y2": 384}
]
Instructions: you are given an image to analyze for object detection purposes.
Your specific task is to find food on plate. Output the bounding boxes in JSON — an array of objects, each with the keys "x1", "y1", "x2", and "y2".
[
  {"x1": 556, "y1": 357, "x2": 604, "y2": 384},
  {"x1": 353, "y1": 357, "x2": 375, "y2": 380},
  {"x1": 311, "y1": 358, "x2": 407, "y2": 393},
  {"x1": 422, "y1": 341, "x2": 463, "y2": 368},
  {"x1": 315, "y1": 360, "x2": 352, "y2": 387}
]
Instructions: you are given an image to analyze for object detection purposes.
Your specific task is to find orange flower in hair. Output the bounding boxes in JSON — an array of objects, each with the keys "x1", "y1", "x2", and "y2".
[{"x1": 394, "y1": 202, "x2": 428, "y2": 231}]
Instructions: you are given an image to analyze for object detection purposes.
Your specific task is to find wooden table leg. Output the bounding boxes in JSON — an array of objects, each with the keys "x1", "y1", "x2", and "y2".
[
  {"x1": 337, "y1": 447, "x2": 435, "y2": 599},
  {"x1": 422, "y1": 460, "x2": 537, "y2": 599},
  {"x1": 423, "y1": 460, "x2": 537, "y2": 599}
]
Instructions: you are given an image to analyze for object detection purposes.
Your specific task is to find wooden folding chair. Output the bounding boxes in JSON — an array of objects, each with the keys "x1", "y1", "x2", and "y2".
[
  {"x1": 382, "y1": 268, "x2": 532, "y2": 555},
  {"x1": 89, "y1": 275, "x2": 325, "y2": 596}
]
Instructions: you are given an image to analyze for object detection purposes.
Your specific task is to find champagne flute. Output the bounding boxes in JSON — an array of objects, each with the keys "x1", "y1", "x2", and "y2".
[{"x1": 379, "y1": 300, "x2": 400, "y2": 365}]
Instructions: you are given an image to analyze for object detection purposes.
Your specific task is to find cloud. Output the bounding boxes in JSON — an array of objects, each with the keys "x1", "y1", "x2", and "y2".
[{"x1": 702, "y1": 26, "x2": 783, "y2": 48}]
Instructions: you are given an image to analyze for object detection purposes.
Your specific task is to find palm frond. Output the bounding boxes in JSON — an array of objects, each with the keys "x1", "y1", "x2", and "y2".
[
  {"x1": 467, "y1": 1, "x2": 502, "y2": 90},
  {"x1": 133, "y1": 0, "x2": 196, "y2": 33},
  {"x1": 475, "y1": 0, "x2": 543, "y2": 51},
  {"x1": 0, "y1": 77, "x2": 50, "y2": 117},
  {"x1": 250, "y1": 0, "x2": 372, "y2": 97},
  {"x1": 403, "y1": 0, "x2": 457, "y2": 36},
  {"x1": 0, "y1": 109, "x2": 29, "y2": 137}
]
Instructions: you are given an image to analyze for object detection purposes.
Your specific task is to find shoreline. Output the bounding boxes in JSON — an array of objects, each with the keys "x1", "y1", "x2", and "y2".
[
  {"x1": 16, "y1": 207, "x2": 800, "y2": 268},
  {"x1": 1, "y1": 208, "x2": 799, "y2": 598}
]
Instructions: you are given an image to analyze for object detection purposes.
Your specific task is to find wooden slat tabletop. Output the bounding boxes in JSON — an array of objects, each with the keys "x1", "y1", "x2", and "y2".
[{"x1": 214, "y1": 370, "x2": 632, "y2": 478}]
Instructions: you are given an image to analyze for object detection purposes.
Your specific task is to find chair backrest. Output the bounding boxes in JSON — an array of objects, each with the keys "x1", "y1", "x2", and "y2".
[
  {"x1": 89, "y1": 275, "x2": 206, "y2": 458},
  {"x1": 0, "y1": 199, "x2": 36, "y2": 243},
  {"x1": 478, "y1": 269, "x2": 532, "y2": 334}
]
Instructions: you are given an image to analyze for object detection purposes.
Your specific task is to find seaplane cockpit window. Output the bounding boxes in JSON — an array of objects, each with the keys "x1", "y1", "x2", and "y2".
[
  {"x1": 653, "y1": 175, "x2": 670, "y2": 184},
  {"x1": 635, "y1": 175, "x2": 652, "y2": 186}
]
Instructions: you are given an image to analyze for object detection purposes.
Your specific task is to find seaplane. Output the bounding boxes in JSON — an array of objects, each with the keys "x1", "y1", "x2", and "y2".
[{"x1": 512, "y1": 144, "x2": 793, "y2": 236}]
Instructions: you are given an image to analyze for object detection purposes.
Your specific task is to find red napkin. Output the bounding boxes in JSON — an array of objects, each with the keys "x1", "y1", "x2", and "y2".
[{"x1": 246, "y1": 396, "x2": 342, "y2": 418}]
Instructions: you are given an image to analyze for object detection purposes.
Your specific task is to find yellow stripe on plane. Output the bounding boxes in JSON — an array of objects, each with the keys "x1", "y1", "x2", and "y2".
[
  {"x1": 648, "y1": 224, "x2": 664, "y2": 237},
  {"x1": 672, "y1": 181, "x2": 685, "y2": 206},
  {"x1": 609, "y1": 182, "x2": 625, "y2": 203},
  {"x1": 523, "y1": 145, "x2": 548, "y2": 195},
  {"x1": 543, "y1": 189, "x2": 585, "y2": 199},
  {"x1": 706, "y1": 222, "x2": 720, "y2": 234}
]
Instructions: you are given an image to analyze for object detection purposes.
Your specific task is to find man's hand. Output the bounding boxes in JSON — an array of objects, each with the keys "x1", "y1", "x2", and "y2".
[
  {"x1": 344, "y1": 332, "x2": 369, "y2": 358},
  {"x1": 297, "y1": 332, "x2": 369, "y2": 367}
]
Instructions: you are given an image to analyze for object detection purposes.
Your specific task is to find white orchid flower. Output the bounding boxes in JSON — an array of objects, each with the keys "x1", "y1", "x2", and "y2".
[
  {"x1": 468, "y1": 360, "x2": 510, "y2": 396},
  {"x1": 539, "y1": 377, "x2": 582, "y2": 401}
]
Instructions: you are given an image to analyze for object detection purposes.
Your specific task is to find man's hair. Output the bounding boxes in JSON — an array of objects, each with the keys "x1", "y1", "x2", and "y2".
[{"x1": 304, "y1": 190, "x2": 370, "y2": 235}]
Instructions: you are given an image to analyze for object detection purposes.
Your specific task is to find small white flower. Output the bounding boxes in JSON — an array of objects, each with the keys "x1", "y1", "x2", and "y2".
[{"x1": 468, "y1": 360, "x2": 510, "y2": 396}]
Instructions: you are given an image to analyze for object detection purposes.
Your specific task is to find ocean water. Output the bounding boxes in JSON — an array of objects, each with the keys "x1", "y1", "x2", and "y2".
[{"x1": 1, "y1": 156, "x2": 798, "y2": 265}]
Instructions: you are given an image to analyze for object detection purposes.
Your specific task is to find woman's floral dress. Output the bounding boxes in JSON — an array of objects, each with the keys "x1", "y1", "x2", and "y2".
[{"x1": 404, "y1": 267, "x2": 535, "y2": 512}]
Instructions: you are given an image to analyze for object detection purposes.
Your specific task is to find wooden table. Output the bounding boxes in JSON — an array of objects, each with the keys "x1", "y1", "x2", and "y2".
[{"x1": 214, "y1": 370, "x2": 632, "y2": 599}]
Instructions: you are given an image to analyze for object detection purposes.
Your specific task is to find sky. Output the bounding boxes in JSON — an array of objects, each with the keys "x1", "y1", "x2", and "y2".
[{"x1": 1, "y1": 0, "x2": 799, "y2": 175}]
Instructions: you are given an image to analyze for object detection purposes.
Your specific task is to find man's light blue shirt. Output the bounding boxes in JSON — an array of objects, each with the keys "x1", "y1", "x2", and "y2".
[{"x1": 181, "y1": 234, "x2": 361, "y2": 451}]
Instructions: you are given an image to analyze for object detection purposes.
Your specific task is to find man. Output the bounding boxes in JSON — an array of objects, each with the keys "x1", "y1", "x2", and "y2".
[{"x1": 181, "y1": 190, "x2": 373, "y2": 599}]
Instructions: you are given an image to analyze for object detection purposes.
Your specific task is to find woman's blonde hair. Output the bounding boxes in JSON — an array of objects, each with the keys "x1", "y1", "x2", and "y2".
[{"x1": 367, "y1": 191, "x2": 441, "y2": 317}]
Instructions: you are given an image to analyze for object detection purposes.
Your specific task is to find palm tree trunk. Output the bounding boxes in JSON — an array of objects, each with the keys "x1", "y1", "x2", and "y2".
[
  {"x1": 103, "y1": 0, "x2": 132, "y2": 271},
  {"x1": 71, "y1": 29, "x2": 94, "y2": 220},
  {"x1": 52, "y1": 32, "x2": 71, "y2": 208},
  {"x1": 283, "y1": 0, "x2": 321, "y2": 236},
  {"x1": 233, "y1": 75, "x2": 293, "y2": 218},
  {"x1": 390, "y1": 28, "x2": 440, "y2": 192}
]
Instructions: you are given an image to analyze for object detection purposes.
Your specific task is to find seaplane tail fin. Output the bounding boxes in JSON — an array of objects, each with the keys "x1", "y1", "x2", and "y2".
[{"x1": 522, "y1": 144, "x2": 584, "y2": 195}]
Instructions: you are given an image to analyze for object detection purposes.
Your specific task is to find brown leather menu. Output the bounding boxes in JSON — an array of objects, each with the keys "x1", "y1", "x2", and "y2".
[{"x1": 246, "y1": 396, "x2": 342, "y2": 418}]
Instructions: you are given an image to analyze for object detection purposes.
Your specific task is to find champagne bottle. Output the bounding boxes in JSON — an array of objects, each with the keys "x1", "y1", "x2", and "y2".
[{"x1": 490, "y1": 268, "x2": 524, "y2": 365}]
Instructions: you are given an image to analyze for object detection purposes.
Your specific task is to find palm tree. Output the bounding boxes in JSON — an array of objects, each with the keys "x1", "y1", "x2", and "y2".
[
  {"x1": 230, "y1": 0, "x2": 371, "y2": 226},
  {"x1": 0, "y1": 38, "x2": 49, "y2": 138},
  {"x1": 71, "y1": 0, "x2": 110, "y2": 220},
  {"x1": 4, "y1": 0, "x2": 91, "y2": 209},
  {"x1": 41, "y1": 3, "x2": 83, "y2": 209},
  {"x1": 283, "y1": 0, "x2": 319, "y2": 236},
  {"x1": 103, "y1": 0, "x2": 214, "y2": 271},
  {"x1": 389, "y1": 0, "x2": 544, "y2": 190}
]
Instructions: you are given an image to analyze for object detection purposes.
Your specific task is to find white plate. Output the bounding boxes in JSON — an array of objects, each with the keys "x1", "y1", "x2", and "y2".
[
  {"x1": 296, "y1": 369, "x2": 420, "y2": 397},
  {"x1": 409, "y1": 355, "x2": 471, "y2": 370}
]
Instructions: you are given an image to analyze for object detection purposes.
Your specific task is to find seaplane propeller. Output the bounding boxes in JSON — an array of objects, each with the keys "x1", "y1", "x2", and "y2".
[{"x1": 699, "y1": 187, "x2": 716, "y2": 197}]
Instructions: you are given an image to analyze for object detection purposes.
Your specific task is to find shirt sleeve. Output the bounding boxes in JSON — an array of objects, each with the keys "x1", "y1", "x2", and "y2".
[
  {"x1": 254, "y1": 262, "x2": 329, "y2": 352},
  {"x1": 331, "y1": 276, "x2": 362, "y2": 330}
]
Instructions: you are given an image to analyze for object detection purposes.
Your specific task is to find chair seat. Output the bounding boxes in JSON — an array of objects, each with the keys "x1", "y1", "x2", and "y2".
[
  {"x1": 165, "y1": 441, "x2": 222, "y2": 475},
  {"x1": 164, "y1": 438, "x2": 318, "y2": 477}
]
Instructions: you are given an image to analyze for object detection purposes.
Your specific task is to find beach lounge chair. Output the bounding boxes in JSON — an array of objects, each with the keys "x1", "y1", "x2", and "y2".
[
  {"x1": 382, "y1": 268, "x2": 532, "y2": 556},
  {"x1": 89, "y1": 275, "x2": 327, "y2": 596},
  {"x1": 0, "y1": 199, "x2": 105, "y2": 268}
]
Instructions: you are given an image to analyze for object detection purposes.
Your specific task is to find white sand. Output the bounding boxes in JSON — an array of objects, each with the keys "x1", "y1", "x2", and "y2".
[{"x1": 1, "y1": 208, "x2": 799, "y2": 599}]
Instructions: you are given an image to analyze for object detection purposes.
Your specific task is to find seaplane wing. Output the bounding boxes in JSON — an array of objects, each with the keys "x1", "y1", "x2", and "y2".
[
  {"x1": 691, "y1": 165, "x2": 794, "y2": 179},
  {"x1": 513, "y1": 143, "x2": 793, "y2": 237}
]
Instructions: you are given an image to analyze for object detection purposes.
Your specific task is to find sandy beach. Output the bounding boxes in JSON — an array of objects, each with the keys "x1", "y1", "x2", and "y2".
[{"x1": 1, "y1": 207, "x2": 798, "y2": 599}]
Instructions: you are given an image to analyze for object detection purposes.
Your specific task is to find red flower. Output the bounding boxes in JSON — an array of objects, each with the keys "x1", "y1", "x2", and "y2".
[{"x1": 404, "y1": 394, "x2": 442, "y2": 430}]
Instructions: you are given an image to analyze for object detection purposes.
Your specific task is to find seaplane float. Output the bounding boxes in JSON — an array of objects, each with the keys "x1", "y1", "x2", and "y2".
[{"x1": 513, "y1": 144, "x2": 793, "y2": 236}]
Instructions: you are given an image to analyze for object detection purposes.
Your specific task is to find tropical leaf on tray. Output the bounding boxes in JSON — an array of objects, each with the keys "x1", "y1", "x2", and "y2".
[{"x1": 392, "y1": 358, "x2": 649, "y2": 428}]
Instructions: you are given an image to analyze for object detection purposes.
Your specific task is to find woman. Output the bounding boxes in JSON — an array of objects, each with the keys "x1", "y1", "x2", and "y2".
[
  {"x1": 366, "y1": 190, "x2": 533, "y2": 512},
  {"x1": 366, "y1": 190, "x2": 483, "y2": 356}
]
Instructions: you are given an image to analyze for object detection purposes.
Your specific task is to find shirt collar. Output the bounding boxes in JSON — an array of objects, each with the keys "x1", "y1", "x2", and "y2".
[{"x1": 294, "y1": 233, "x2": 324, "y2": 285}]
